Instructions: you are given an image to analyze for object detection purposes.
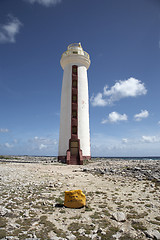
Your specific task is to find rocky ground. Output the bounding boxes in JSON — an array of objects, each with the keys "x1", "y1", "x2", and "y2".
[{"x1": 0, "y1": 156, "x2": 160, "y2": 240}]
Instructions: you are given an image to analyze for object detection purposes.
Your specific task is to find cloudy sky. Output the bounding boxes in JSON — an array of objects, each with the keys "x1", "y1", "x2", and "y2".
[{"x1": 0, "y1": 0, "x2": 160, "y2": 156}]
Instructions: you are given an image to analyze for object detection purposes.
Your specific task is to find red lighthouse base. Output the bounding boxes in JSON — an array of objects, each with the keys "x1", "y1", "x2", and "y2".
[{"x1": 58, "y1": 150, "x2": 91, "y2": 165}]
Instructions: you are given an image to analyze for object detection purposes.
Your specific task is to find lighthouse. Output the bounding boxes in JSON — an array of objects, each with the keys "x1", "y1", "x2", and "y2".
[{"x1": 58, "y1": 43, "x2": 91, "y2": 165}]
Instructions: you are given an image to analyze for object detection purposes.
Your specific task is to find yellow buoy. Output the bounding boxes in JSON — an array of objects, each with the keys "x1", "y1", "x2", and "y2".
[{"x1": 64, "y1": 189, "x2": 86, "y2": 208}]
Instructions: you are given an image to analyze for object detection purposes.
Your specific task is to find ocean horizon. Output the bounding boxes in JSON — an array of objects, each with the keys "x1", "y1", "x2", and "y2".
[{"x1": 0, "y1": 155, "x2": 160, "y2": 161}]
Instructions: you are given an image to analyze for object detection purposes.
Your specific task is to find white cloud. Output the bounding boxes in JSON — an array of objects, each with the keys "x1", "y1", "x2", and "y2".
[
  {"x1": 31, "y1": 136, "x2": 57, "y2": 151},
  {"x1": 39, "y1": 144, "x2": 47, "y2": 150},
  {"x1": 0, "y1": 15, "x2": 22, "y2": 44},
  {"x1": 91, "y1": 133, "x2": 160, "y2": 157},
  {"x1": 13, "y1": 139, "x2": 18, "y2": 144},
  {"x1": 4, "y1": 142, "x2": 13, "y2": 148},
  {"x1": 33, "y1": 136, "x2": 57, "y2": 144},
  {"x1": 0, "y1": 128, "x2": 9, "y2": 133},
  {"x1": 34, "y1": 136, "x2": 39, "y2": 141},
  {"x1": 141, "y1": 135, "x2": 160, "y2": 143},
  {"x1": 122, "y1": 138, "x2": 128, "y2": 143},
  {"x1": 101, "y1": 111, "x2": 128, "y2": 124},
  {"x1": 24, "y1": 0, "x2": 61, "y2": 7},
  {"x1": 90, "y1": 93, "x2": 107, "y2": 107},
  {"x1": 91, "y1": 77, "x2": 147, "y2": 106},
  {"x1": 158, "y1": 121, "x2": 160, "y2": 125},
  {"x1": 134, "y1": 110, "x2": 149, "y2": 121}
]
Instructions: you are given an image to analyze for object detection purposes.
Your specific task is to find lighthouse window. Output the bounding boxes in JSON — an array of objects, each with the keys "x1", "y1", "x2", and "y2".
[
  {"x1": 72, "y1": 95, "x2": 77, "y2": 103},
  {"x1": 73, "y1": 51, "x2": 78, "y2": 54},
  {"x1": 72, "y1": 110, "x2": 77, "y2": 118},
  {"x1": 72, "y1": 66, "x2": 77, "y2": 74},
  {"x1": 72, "y1": 80, "x2": 77, "y2": 88},
  {"x1": 72, "y1": 126, "x2": 77, "y2": 134}
]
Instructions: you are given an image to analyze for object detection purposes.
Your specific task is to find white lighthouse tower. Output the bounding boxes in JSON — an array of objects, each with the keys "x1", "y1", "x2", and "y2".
[{"x1": 58, "y1": 43, "x2": 91, "y2": 165}]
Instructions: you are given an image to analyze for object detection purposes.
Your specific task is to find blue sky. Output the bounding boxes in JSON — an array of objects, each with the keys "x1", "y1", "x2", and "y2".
[{"x1": 0, "y1": 0, "x2": 160, "y2": 157}]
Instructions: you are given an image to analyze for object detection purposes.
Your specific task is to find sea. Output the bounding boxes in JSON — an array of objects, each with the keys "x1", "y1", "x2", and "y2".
[{"x1": 92, "y1": 157, "x2": 160, "y2": 161}]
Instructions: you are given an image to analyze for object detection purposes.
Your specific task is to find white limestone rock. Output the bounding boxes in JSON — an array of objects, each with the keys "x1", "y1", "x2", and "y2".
[
  {"x1": 145, "y1": 229, "x2": 160, "y2": 240},
  {"x1": 67, "y1": 234, "x2": 76, "y2": 240},
  {"x1": 112, "y1": 232, "x2": 122, "y2": 239},
  {"x1": 91, "y1": 234, "x2": 98, "y2": 240},
  {"x1": 78, "y1": 228, "x2": 85, "y2": 234},
  {"x1": 112, "y1": 211, "x2": 126, "y2": 222},
  {"x1": 0, "y1": 206, "x2": 9, "y2": 216}
]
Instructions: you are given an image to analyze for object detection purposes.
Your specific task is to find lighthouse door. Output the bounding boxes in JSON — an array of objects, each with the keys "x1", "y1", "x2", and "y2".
[{"x1": 70, "y1": 141, "x2": 79, "y2": 164}]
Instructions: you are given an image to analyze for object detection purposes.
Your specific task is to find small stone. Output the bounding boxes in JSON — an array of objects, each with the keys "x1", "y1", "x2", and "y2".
[
  {"x1": 104, "y1": 168, "x2": 108, "y2": 172},
  {"x1": 153, "y1": 230, "x2": 160, "y2": 240},
  {"x1": 25, "y1": 238, "x2": 40, "y2": 240},
  {"x1": 91, "y1": 234, "x2": 98, "y2": 240},
  {"x1": 145, "y1": 229, "x2": 160, "y2": 240},
  {"x1": 54, "y1": 182, "x2": 62, "y2": 188},
  {"x1": 24, "y1": 209, "x2": 30, "y2": 217},
  {"x1": 5, "y1": 237, "x2": 19, "y2": 240},
  {"x1": 112, "y1": 211, "x2": 126, "y2": 222},
  {"x1": 97, "y1": 228, "x2": 103, "y2": 233},
  {"x1": 67, "y1": 234, "x2": 76, "y2": 240},
  {"x1": 90, "y1": 223, "x2": 95, "y2": 228},
  {"x1": 112, "y1": 232, "x2": 122, "y2": 239},
  {"x1": 134, "y1": 167, "x2": 141, "y2": 171},
  {"x1": 145, "y1": 229, "x2": 153, "y2": 238},
  {"x1": 78, "y1": 229, "x2": 85, "y2": 234},
  {"x1": 83, "y1": 168, "x2": 89, "y2": 172},
  {"x1": 0, "y1": 206, "x2": 8, "y2": 216}
]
